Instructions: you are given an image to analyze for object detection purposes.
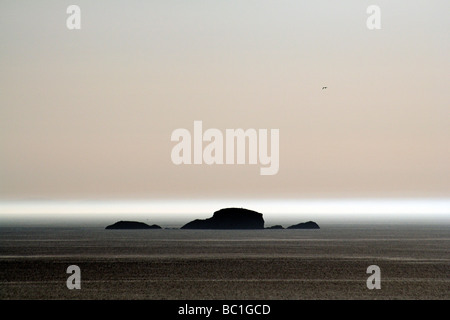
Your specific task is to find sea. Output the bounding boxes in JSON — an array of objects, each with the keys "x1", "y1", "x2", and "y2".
[{"x1": 0, "y1": 225, "x2": 448, "y2": 299}]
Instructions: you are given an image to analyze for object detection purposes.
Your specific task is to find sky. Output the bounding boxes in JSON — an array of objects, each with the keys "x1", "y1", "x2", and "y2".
[{"x1": 0, "y1": 1, "x2": 449, "y2": 224}]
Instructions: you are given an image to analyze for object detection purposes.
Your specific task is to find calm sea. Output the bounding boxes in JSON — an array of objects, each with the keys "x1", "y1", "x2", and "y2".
[{"x1": 0, "y1": 225, "x2": 449, "y2": 299}]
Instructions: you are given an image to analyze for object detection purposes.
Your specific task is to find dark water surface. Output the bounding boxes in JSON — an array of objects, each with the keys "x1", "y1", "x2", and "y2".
[{"x1": 0, "y1": 225, "x2": 448, "y2": 299}]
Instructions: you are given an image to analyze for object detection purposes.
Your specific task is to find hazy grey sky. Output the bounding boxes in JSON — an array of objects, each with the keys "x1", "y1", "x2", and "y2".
[{"x1": 1, "y1": 0, "x2": 449, "y2": 201}]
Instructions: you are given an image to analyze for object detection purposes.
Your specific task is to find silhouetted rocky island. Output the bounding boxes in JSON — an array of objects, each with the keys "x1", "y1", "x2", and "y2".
[
  {"x1": 105, "y1": 221, "x2": 162, "y2": 230},
  {"x1": 181, "y1": 208, "x2": 264, "y2": 229},
  {"x1": 266, "y1": 225, "x2": 284, "y2": 229},
  {"x1": 287, "y1": 221, "x2": 320, "y2": 229}
]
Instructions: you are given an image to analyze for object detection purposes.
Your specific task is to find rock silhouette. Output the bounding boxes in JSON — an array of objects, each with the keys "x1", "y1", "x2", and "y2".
[
  {"x1": 181, "y1": 208, "x2": 264, "y2": 229},
  {"x1": 266, "y1": 225, "x2": 284, "y2": 229},
  {"x1": 105, "y1": 221, "x2": 162, "y2": 230},
  {"x1": 287, "y1": 221, "x2": 320, "y2": 229}
]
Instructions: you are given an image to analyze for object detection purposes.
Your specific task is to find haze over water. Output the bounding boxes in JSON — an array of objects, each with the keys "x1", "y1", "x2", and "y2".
[{"x1": 1, "y1": 199, "x2": 449, "y2": 227}]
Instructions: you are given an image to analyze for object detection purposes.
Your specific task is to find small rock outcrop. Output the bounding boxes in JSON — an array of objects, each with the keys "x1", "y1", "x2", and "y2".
[
  {"x1": 287, "y1": 221, "x2": 320, "y2": 229},
  {"x1": 266, "y1": 225, "x2": 284, "y2": 229},
  {"x1": 105, "y1": 221, "x2": 162, "y2": 230}
]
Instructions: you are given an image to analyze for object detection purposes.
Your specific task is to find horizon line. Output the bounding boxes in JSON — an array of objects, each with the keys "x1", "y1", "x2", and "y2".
[{"x1": 0, "y1": 198, "x2": 449, "y2": 226}]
